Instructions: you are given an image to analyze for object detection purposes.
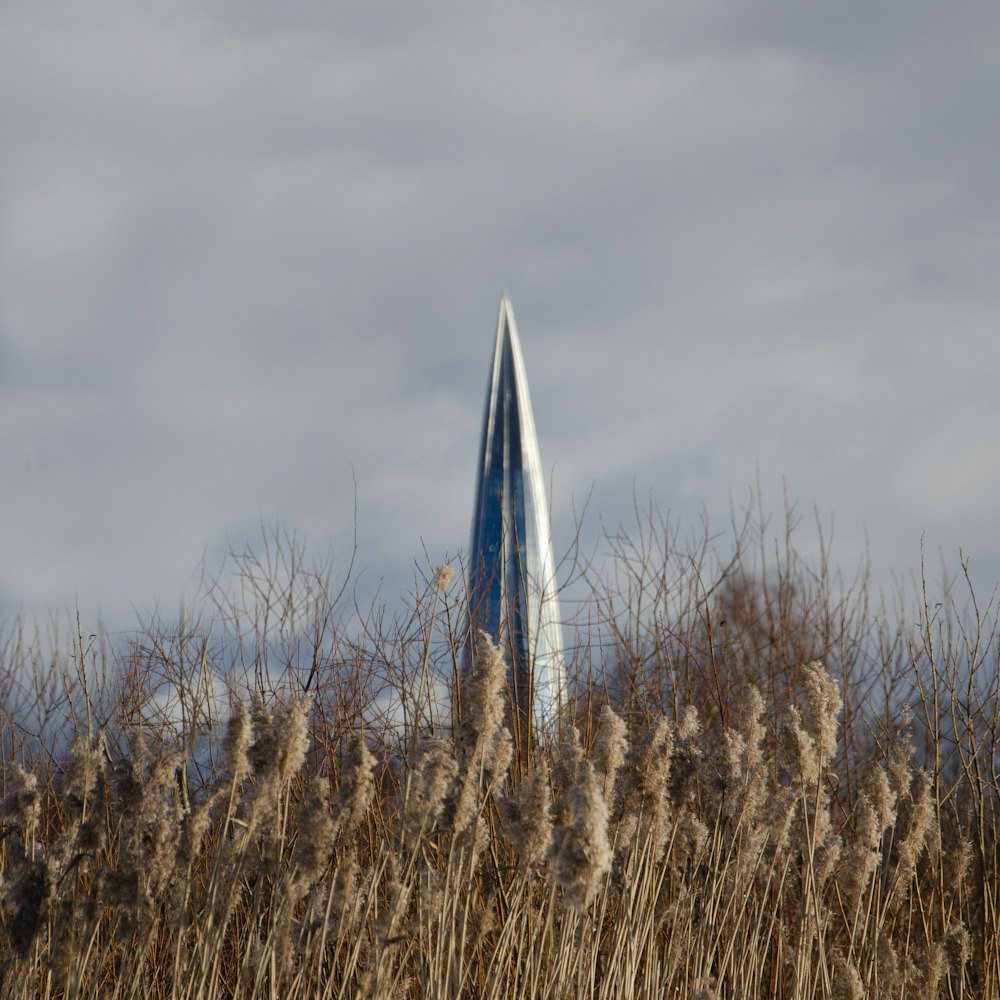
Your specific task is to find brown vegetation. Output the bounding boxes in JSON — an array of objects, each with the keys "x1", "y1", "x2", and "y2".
[{"x1": 1, "y1": 507, "x2": 997, "y2": 997}]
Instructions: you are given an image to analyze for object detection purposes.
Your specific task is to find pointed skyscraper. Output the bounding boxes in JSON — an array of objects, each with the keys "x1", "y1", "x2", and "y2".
[{"x1": 466, "y1": 294, "x2": 566, "y2": 738}]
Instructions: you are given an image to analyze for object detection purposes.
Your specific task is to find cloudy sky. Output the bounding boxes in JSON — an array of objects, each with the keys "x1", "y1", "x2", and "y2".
[{"x1": 2, "y1": 2, "x2": 999, "y2": 631}]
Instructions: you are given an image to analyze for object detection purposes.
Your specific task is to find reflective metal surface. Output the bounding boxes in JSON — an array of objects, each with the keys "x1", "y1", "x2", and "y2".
[{"x1": 465, "y1": 294, "x2": 566, "y2": 733}]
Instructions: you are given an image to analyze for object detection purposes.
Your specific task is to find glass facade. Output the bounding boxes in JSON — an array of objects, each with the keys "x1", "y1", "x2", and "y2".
[{"x1": 465, "y1": 294, "x2": 566, "y2": 733}]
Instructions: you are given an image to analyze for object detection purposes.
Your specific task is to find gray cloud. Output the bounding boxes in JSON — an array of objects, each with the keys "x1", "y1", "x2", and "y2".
[{"x1": 2, "y1": 2, "x2": 998, "y2": 626}]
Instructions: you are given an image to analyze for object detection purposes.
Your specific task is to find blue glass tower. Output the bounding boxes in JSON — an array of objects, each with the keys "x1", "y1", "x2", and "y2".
[{"x1": 466, "y1": 294, "x2": 566, "y2": 734}]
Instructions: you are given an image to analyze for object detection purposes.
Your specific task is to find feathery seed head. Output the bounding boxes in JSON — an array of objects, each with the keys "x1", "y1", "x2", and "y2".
[
  {"x1": 402, "y1": 739, "x2": 458, "y2": 846},
  {"x1": 802, "y1": 661, "x2": 842, "y2": 770},
  {"x1": 330, "y1": 851, "x2": 362, "y2": 931},
  {"x1": 332, "y1": 732, "x2": 376, "y2": 835},
  {"x1": 677, "y1": 705, "x2": 700, "y2": 742},
  {"x1": 222, "y1": 699, "x2": 252, "y2": 783},
  {"x1": 500, "y1": 760, "x2": 552, "y2": 871},
  {"x1": 278, "y1": 694, "x2": 312, "y2": 783},
  {"x1": 897, "y1": 770, "x2": 933, "y2": 885},
  {"x1": 622, "y1": 717, "x2": 673, "y2": 807},
  {"x1": 249, "y1": 697, "x2": 277, "y2": 777},
  {"x1": 619, "y1": 717, "x2": 674, "y2": 854},
  {"x1": 944, "y1": 923, "x2": 969, "y2": 976},
  {"x1": 458, "y1": 631, "x2": 507, "y2": 762},
  {"x1": 592, "y1": 704, "x2": 628, "y2": 800},
  {"x1": 782, "y1": 705, "x2": 819, "y2": 788},
  {"x1": 552, "y1": 726, "x2": 584, "y2": 806},
  {"x1": 1, "y1": 764, "x2": 40, "y2": 841},
  {"x1": 865, "y1": 764, "x2": 897, "y2": 833},
  {"x1": 839, "y1": 792, "x2": 882, "y2": 904},
  {"x1": 65, "y1": 733, "x2": 104, "y2": 809},
  {"x1": 176, "y1": 798, "x2": 217, "y2": 870},
  {"x1": 740, "y1": 687, "x2": 767, "y2": 774},
  {"x1": 247, "y1": 694, "x2": 312, "y2": 817},
  {"x1": 112, "y1": 738, "x2": 148, "y2": 817},
  {"x1": 451, "y1": 768, "x2": 485, "y2": 837},
  {"x1": 484, "y1": 726, "x2": 514, "y2": 783},
  {"x1": 292, "y1": 776, "x2": 336, "y2": 893},
  {"x1": 672, "y1": 808, "x2": 709, "y2": 870},
  {"x1": 670, "y1": 711, "x2": 703, "y2": 807},
  {"x1": 944, "y1": 837, "x2": 972, "y2": 889},
  {"x1": 831, "y1": 956, "x2": 865, "y2": 1000},
  {"x1": 547, "y1": 760, "x2": 612, "y2": 910},
  {"x1": 4, "y1": 857, "x2": 50, "y2": 957}
]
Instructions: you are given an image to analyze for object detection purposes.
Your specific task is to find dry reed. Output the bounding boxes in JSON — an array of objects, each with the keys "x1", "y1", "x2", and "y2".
[{"x1": 0, "y1": 511, "x2": 997, "y2": 997}]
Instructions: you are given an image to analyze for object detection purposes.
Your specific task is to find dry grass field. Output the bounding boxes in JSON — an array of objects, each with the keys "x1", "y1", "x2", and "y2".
[{"x1": 1, "y1": 508, "x2": 997, "y2": 997}]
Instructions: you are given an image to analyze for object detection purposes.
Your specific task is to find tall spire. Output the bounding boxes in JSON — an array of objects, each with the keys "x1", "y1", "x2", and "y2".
[{"x1": 466, "y1": 294, "x2": 566, "y2": 736}]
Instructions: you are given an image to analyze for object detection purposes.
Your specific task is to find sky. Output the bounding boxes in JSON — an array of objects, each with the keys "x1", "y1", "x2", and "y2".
[{"x1": 2, "y1": 1, "x2": 999, "y2": 635}]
